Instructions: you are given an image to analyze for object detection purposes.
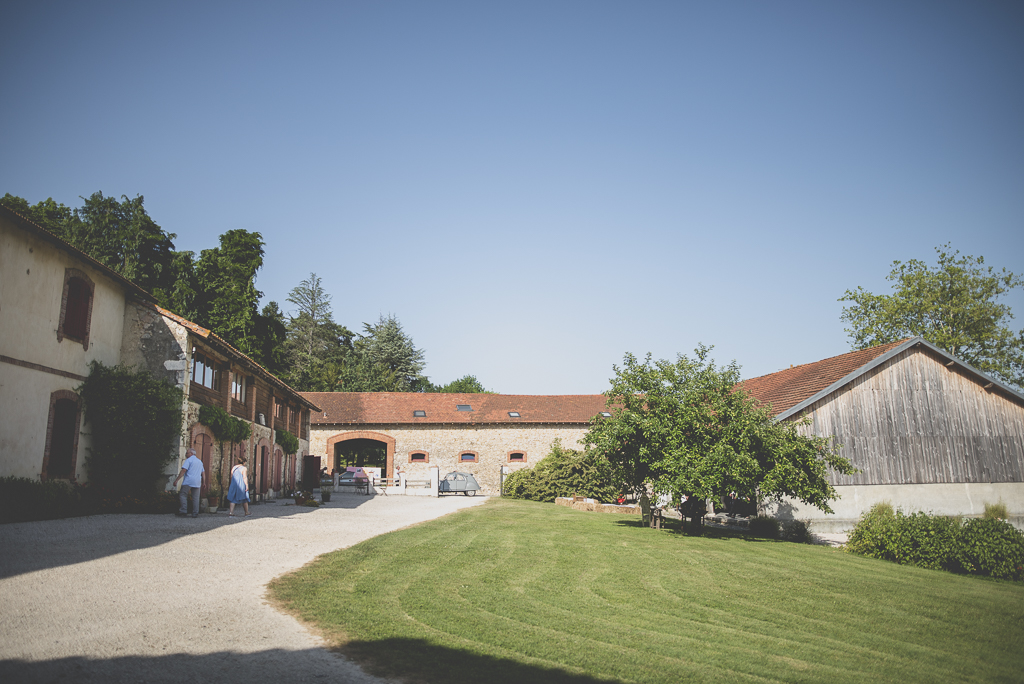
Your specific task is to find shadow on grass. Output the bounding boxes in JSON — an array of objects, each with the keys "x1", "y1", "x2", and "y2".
[
  {"x1": 608, "y1": 517, "x2": 776, "y2": 542},
  {"x1": 341, "y1": 637, "x2": 626, "y2": 684}
]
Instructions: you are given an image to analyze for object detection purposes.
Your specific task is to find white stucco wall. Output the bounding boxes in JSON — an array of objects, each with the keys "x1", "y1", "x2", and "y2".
[
  {"x1": 765, "y1": 482, "x2": 1024, "y2": 533},
  {"x1": 0, "y1": 217, "x2": 130, "y2": 482}
]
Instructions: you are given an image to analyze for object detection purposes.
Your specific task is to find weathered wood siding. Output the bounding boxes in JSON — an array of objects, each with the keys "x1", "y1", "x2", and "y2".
[{"x1": 793, "y1": 348, "x2": 1024, "y2": 485}]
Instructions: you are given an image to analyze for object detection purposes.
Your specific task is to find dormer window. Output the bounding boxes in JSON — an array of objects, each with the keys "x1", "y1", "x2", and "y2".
[
  {"x1": 508, "y1": 412, "x2": 520, "y2": 418},
  {"x1": 413, "y1": 410, "x2": 426, "y2": 417},
  {"x1": 456, "y1": 405, "x2": 472, "y2": 412}
]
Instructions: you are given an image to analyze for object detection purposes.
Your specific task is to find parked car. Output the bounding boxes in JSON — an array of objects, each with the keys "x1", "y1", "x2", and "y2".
[
  {"x1": 439, "y1": 471, "x2": 481, "y2": 496},
  {"x1": 338, "y1": 467, "x2": 369, "y2": 484}
]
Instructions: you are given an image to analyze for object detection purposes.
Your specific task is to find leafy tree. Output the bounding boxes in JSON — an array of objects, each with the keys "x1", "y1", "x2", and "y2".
[
  {"x1": 1, "y1": 193, "x2": 78, "y2": 237},
  {"x1": 433, "y1": 375, "x2": 489, "y2": 393},
  {"x1": 2, "y1": 191, "x2": 177, "y2": 295},
  {"x1": 839, "y1": 244, "x2": 1024, "y2": 387},
  {"x1": 193, "y1": 229, "x2": 265, "y2": 354},
  {"x1": 583, "y1": 347, "x2": 855, "y2": 534},
  {"x1": 252, "y1": 301, "x2": 288, "y2": 377},
  {"x1": 70, "y1": 192, "x2": 177, "y2": 295}
]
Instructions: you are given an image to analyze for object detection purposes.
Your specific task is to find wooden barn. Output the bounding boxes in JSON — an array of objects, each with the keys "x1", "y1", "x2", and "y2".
[{"x1": 742, "y1": 337, "x2": 1024, "y2": 531}]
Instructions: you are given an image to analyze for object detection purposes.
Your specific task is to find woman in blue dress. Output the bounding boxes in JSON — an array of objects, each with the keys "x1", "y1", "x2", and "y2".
[{"x1": 227, "y1": 455, "x2": 251, "y2": 517}]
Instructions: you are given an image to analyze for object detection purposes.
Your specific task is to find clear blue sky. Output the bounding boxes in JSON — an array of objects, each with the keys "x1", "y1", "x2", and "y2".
[{"x1": 3, "y1": 1, "x2": 1022, "y2": 393}]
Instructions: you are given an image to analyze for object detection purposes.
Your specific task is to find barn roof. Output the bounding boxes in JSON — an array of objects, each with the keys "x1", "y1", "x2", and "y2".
[
  {"x1": 741, "y1": 337, "x2": 1024, "y2": 420},
  {"x1": 303, "y1": 392, "x2": 611, "y2": 425}
]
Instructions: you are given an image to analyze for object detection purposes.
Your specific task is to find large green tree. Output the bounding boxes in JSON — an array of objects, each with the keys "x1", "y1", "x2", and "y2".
[
  {"x1": 432, "y1": 374, "x2": 488, "y2": 393},
  {"x1": 192, "y1": 229, "x2": 266, "y2": 355},
  {"x1": 357, "y1": 314, "x2": 429, "y2": 392},
  {"x1": 839, "y1": 244, "x2": 1024, "y2": 387},
  {"x1": 2, "y1": 192, "x2": 178, "y2": 296},
  {"x1": 283, "y1": 273, "x2": 357, "y2": 391},
  {"x1": 583, "y1": 347, "x2": 855, "y2": 534}
]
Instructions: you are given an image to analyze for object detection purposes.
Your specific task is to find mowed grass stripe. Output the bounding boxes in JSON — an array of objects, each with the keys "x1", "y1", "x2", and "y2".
[{"x1": 269, "y1": 499, "x2": 1024, "y2": 684}]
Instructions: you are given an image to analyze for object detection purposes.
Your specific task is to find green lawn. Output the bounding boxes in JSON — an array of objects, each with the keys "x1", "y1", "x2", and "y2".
[{"x1": 268, "y1": 498, "x2": 1024, "y2": 684}]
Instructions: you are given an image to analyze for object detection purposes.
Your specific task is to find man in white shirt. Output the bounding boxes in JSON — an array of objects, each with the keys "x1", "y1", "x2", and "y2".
[{"x1": 172, "y1": 449, "x2": 205, "y2": 518}]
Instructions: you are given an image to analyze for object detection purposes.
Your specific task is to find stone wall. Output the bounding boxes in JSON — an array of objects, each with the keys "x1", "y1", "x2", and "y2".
[{"x1": 309, "y1": 423, "x2": 590, "y2": 495}]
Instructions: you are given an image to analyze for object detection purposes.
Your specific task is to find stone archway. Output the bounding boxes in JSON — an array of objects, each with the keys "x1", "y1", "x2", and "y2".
[{"x1": 326, "y1": 430, "x2": 396, "y2": 479}]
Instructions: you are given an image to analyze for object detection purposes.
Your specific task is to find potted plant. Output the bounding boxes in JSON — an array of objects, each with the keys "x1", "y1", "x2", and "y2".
[
  {"x1": 207, "y1": 486, "x2": 221, "y2": 510},
  {"x1": 321, "y1": 483, "x2": 332, "y2": 503}
]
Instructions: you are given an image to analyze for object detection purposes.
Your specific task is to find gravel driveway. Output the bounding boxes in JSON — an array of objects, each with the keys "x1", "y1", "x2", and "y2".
[{"x1": 0, "y1": 494, "x2": 488, "y2": 683}]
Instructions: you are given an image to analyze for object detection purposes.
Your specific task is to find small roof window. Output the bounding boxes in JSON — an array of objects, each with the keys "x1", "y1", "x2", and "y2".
[
  {"x1": 413, "y1": 410, "x2": 426, "y2": 417},
  {"x1": 508, "y1": 411, "x2": 520, "y2": 418},
  {"x1": 600, "y1": 412, "x2": 612, "y2": 418},
  {"x1": 456, "y1": 405, "x2": 472, "y2": 411}
]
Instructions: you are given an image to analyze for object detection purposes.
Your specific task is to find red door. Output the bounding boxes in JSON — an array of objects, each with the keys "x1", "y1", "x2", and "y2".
[{"x1": 192, "y1": 433, "x2": 213, "y2": 495}]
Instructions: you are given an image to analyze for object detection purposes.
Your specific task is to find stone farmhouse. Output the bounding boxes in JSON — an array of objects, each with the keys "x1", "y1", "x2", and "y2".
[
  {"x1": 743, "y1": 337, "x2": 1024, "y2": 531},
  {"x1": 0, "y1": 204, "x2": 319, "y2": 499},
  {"x1": 302, "y1": 392, "x2": 610, "y2": 494},
  {"x1": 4, "y1": 203, "x2": 1022, "y2": 529}
]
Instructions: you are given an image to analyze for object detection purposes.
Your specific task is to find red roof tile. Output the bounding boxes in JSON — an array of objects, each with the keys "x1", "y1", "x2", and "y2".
[
  {"x1": 740, "y1": 340, "x2": 909, "y2": 416},
  {"x1": 304, "y1": 393, "x2": 611, "y2": 425}
]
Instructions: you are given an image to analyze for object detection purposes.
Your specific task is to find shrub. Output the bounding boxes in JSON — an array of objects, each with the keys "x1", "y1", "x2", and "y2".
[
  {"x1": 781, "y1": 519, "x2": 811, "y2": 543},
  {"x1": 952, "y1": 518, "x2": 1024, "y2": 581},
  {"x1": 748, "y1": 515, "x2": 780, "y2": 539},
  {"x1": 847, "y1": 505, "x2": 1024, "y2": 581},
  {"x1": 983, "y1": 501, "x2": 1009, "y2": 520},
  {"x1": 0, "y1": 477, "x2": 180, "y2": 523},
  {"x1": 0, "y1": 477, "x2": 87, "y2": 523},
  {"x1": 503, "y1": 440, "x2": 617, "y2": 503},
  {"x1": 79, "y1": 362, "x2": 183, "y2": 495}
]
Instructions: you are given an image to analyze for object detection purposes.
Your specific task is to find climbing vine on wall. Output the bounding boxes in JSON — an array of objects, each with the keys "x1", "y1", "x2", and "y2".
[
  {"x1": 78, "y1": 361, "x2": 183, "y2": 494},
  {"x1": 275, "y1": 429, "x2": 299, "y2": 455},
  {"x1": 198, "y1": 404, "x2": 251, "y2": 443}
]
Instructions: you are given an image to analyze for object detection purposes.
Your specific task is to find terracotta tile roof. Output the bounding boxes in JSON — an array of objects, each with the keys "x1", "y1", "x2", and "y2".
[
  {"x1": 140, "y1": 305, "x2": 321, "y2": 413},
  {"x1": 740, "y1": 340, "x2": 910, "y2": 417},
  {"x1": 304, "y1": 393, "x2": 612, "y2": 425}
]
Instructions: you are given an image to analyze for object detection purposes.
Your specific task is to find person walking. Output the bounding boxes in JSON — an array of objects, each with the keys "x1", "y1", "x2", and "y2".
[
  {"x1": 172, "y1": 449, "x2": 205, "y2": 518},
  {"x1": 227, "y1": 455, "x2": 251, "y2": 517}
]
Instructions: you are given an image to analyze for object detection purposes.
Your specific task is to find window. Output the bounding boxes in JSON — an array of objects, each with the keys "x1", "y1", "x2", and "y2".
[
  {"x1": 275, "y1": 402, "x2": 284, "y2": 419},
  {"x1": 191, "y1": 349, "x2": 221, "y2": 390},
  {"x1": 508, "y1": 411, "x2": 520, "y2": 418},
  {"x1": 231, "y1": 374, "x2": 246, "y2": 403},
  {"x1": 460, "y1": 452, "x2": 478, "y2": 463},
  {"x1": 456, "y1": 404, "x2": 472, "y2": 411},
  {"x1": 413, "y1": 410, "x2": 426, "y2": 417},
  {"x1": 600, "y1": 412, "x2": 612, "y2": 418},
  {"x1": 508, "y1": 452, "x2": 526, "y2": 463},
  {"x1": 409, "y1": 452, "x2": 428, "y2": 463},
  {"x1": 57, "y1": 269, "x2": 94, "y2": 349}
]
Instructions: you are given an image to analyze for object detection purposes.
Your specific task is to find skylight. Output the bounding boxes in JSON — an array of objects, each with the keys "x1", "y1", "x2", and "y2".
[
  {"x1": 600, "y1": 412, "x2": 612, "y2": 417},
  {"x1": 508, "y1": 411, "x2": 520, "y2": 417},
  {"x1": 456, "y1": 405, "x2": 472, "y2": 411},
  {"x1": 413, "y1": 410, "x2": 426, "y2": 417}
]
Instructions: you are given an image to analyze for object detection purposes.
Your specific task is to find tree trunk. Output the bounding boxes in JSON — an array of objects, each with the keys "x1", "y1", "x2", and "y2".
[{"x1": 688, "y1": 499, "x2": 706, "y2": 536}]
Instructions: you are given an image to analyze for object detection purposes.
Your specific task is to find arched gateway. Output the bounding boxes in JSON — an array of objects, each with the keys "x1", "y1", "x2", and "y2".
[{"x1": 326, "y1": 431, "x2": 395, "y2": 479}]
